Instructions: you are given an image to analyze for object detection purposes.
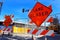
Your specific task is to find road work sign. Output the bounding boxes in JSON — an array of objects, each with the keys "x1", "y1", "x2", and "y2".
[{"x1": 28, "y1": 2, "x2": 52, "y2": 27}]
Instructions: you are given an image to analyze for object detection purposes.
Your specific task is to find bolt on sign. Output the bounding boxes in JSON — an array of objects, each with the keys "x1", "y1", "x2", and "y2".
[{"x1": 28, "y1": 2, "x2": 52, "y2": 27}]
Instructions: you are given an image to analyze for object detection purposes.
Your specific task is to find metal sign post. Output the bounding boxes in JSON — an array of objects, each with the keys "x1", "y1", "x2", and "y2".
[{"x1": 44, "y1": 22, "x2": 47, "y2": 40}]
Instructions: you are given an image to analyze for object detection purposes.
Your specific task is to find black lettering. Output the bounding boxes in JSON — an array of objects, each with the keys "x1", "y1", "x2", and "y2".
[
  {"x1": 42, "y1": 12, "x2": 44, "y2": 16},
  {"x1": 35, "y1": 9, "x2": 38, "y2": 11},
  {"x1": 38, "y1": 8, "x2": 41, "y2": 10},
  {"x1": 34, "y1": 7, "x2": 43, "y2": 12},
  {"x1": 38, "y1": 7, "x2": 43, "y2": 10},
  {"x1": 36, "y1": 13, "x2": 38, "y2": 16},
  {"x1": 45, "y1": 11, "x2": 48, "y2": 15},
  {"x1": 31, "y1": 14, "x2": 35, "y2": 17},
  {"x1": 39, "y1": 12, "x2": 41, "y2": 16},
  {"x1": 32, "y1": 11, "x2": 48, "y2": 17}
]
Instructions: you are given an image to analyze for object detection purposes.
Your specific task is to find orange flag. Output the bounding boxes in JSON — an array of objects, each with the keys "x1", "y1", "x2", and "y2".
[
  {"x1": 47, "y1": 17, "x2": 53, "y2": 23},
  {"x1": 29, "y1": 20, "x2": 33, "y2": 24}
]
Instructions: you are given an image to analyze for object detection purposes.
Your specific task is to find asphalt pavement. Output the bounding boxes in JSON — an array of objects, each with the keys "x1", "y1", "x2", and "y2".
[{"x1": 0, "y1": 34, "x2": 60, "y2": 40}]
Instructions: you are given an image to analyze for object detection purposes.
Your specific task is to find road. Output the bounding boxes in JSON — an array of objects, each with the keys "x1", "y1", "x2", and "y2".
[
  {"x1": 0, "y1": 26, "x2": 60, "y2": 40},
  {"x1": 0, "y1": 34, "x2": 60, "y2": 40}
]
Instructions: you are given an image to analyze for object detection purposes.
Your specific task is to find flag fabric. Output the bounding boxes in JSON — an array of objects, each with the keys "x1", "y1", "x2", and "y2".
[
  {"x1": 29, "y1": 20, "x2": 33, "y2": 24},
  {"x1": 47, "y1": 17, "x2": 53, "y2": 23}
]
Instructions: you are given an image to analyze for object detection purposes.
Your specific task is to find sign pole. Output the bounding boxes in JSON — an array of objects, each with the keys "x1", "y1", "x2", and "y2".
[
  {"x1": 32, "y1": 34, "x2": 33, "y2": 39},
  {"x1": 32, "y1": 34, "x2": 36, "y2": 40},
  {"x1": 45, "y1": 36, "x2": 47, "y2": 40},
  {"x1": 44, "y1": 22, "x2": 47, "y2": 40}
]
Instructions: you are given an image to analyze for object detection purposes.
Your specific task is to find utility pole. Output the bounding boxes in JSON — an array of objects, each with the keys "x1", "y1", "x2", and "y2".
[
  {"x1": 52, "y1": 13, "x2": 60, "y2": 34},
  {"x1": 0, "y1": 0, "x2": 4, "y2": 15}
]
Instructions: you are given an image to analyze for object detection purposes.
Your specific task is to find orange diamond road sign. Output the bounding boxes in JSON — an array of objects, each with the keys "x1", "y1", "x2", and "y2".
[{"x1": 28, "y1": 2, "x2": 52, "y2": 27}]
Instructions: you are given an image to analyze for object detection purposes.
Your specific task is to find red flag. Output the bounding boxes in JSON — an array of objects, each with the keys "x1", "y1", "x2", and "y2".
[
  {"x1": 47, "y1": 17, "x2": 53, "y2": 23},
  {"x1": 29, "y1": 20, "x2": 33, "y2": 24},
  {"x1": 48, "y1": 5, "x2": 52, "y2": 10},
  {"x1": 28, "y1": 2, "x2": 52, "y2": 27}
]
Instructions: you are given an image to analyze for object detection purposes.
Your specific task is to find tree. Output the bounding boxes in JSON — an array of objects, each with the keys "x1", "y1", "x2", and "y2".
[{"x1": 53, "y1": 18, "x2": 59, "y2": 25}]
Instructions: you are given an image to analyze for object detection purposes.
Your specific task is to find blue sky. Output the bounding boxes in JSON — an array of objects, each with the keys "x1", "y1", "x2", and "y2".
[{"x1": 0, "y1": 0, "x2": 60, "y2": 24}]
